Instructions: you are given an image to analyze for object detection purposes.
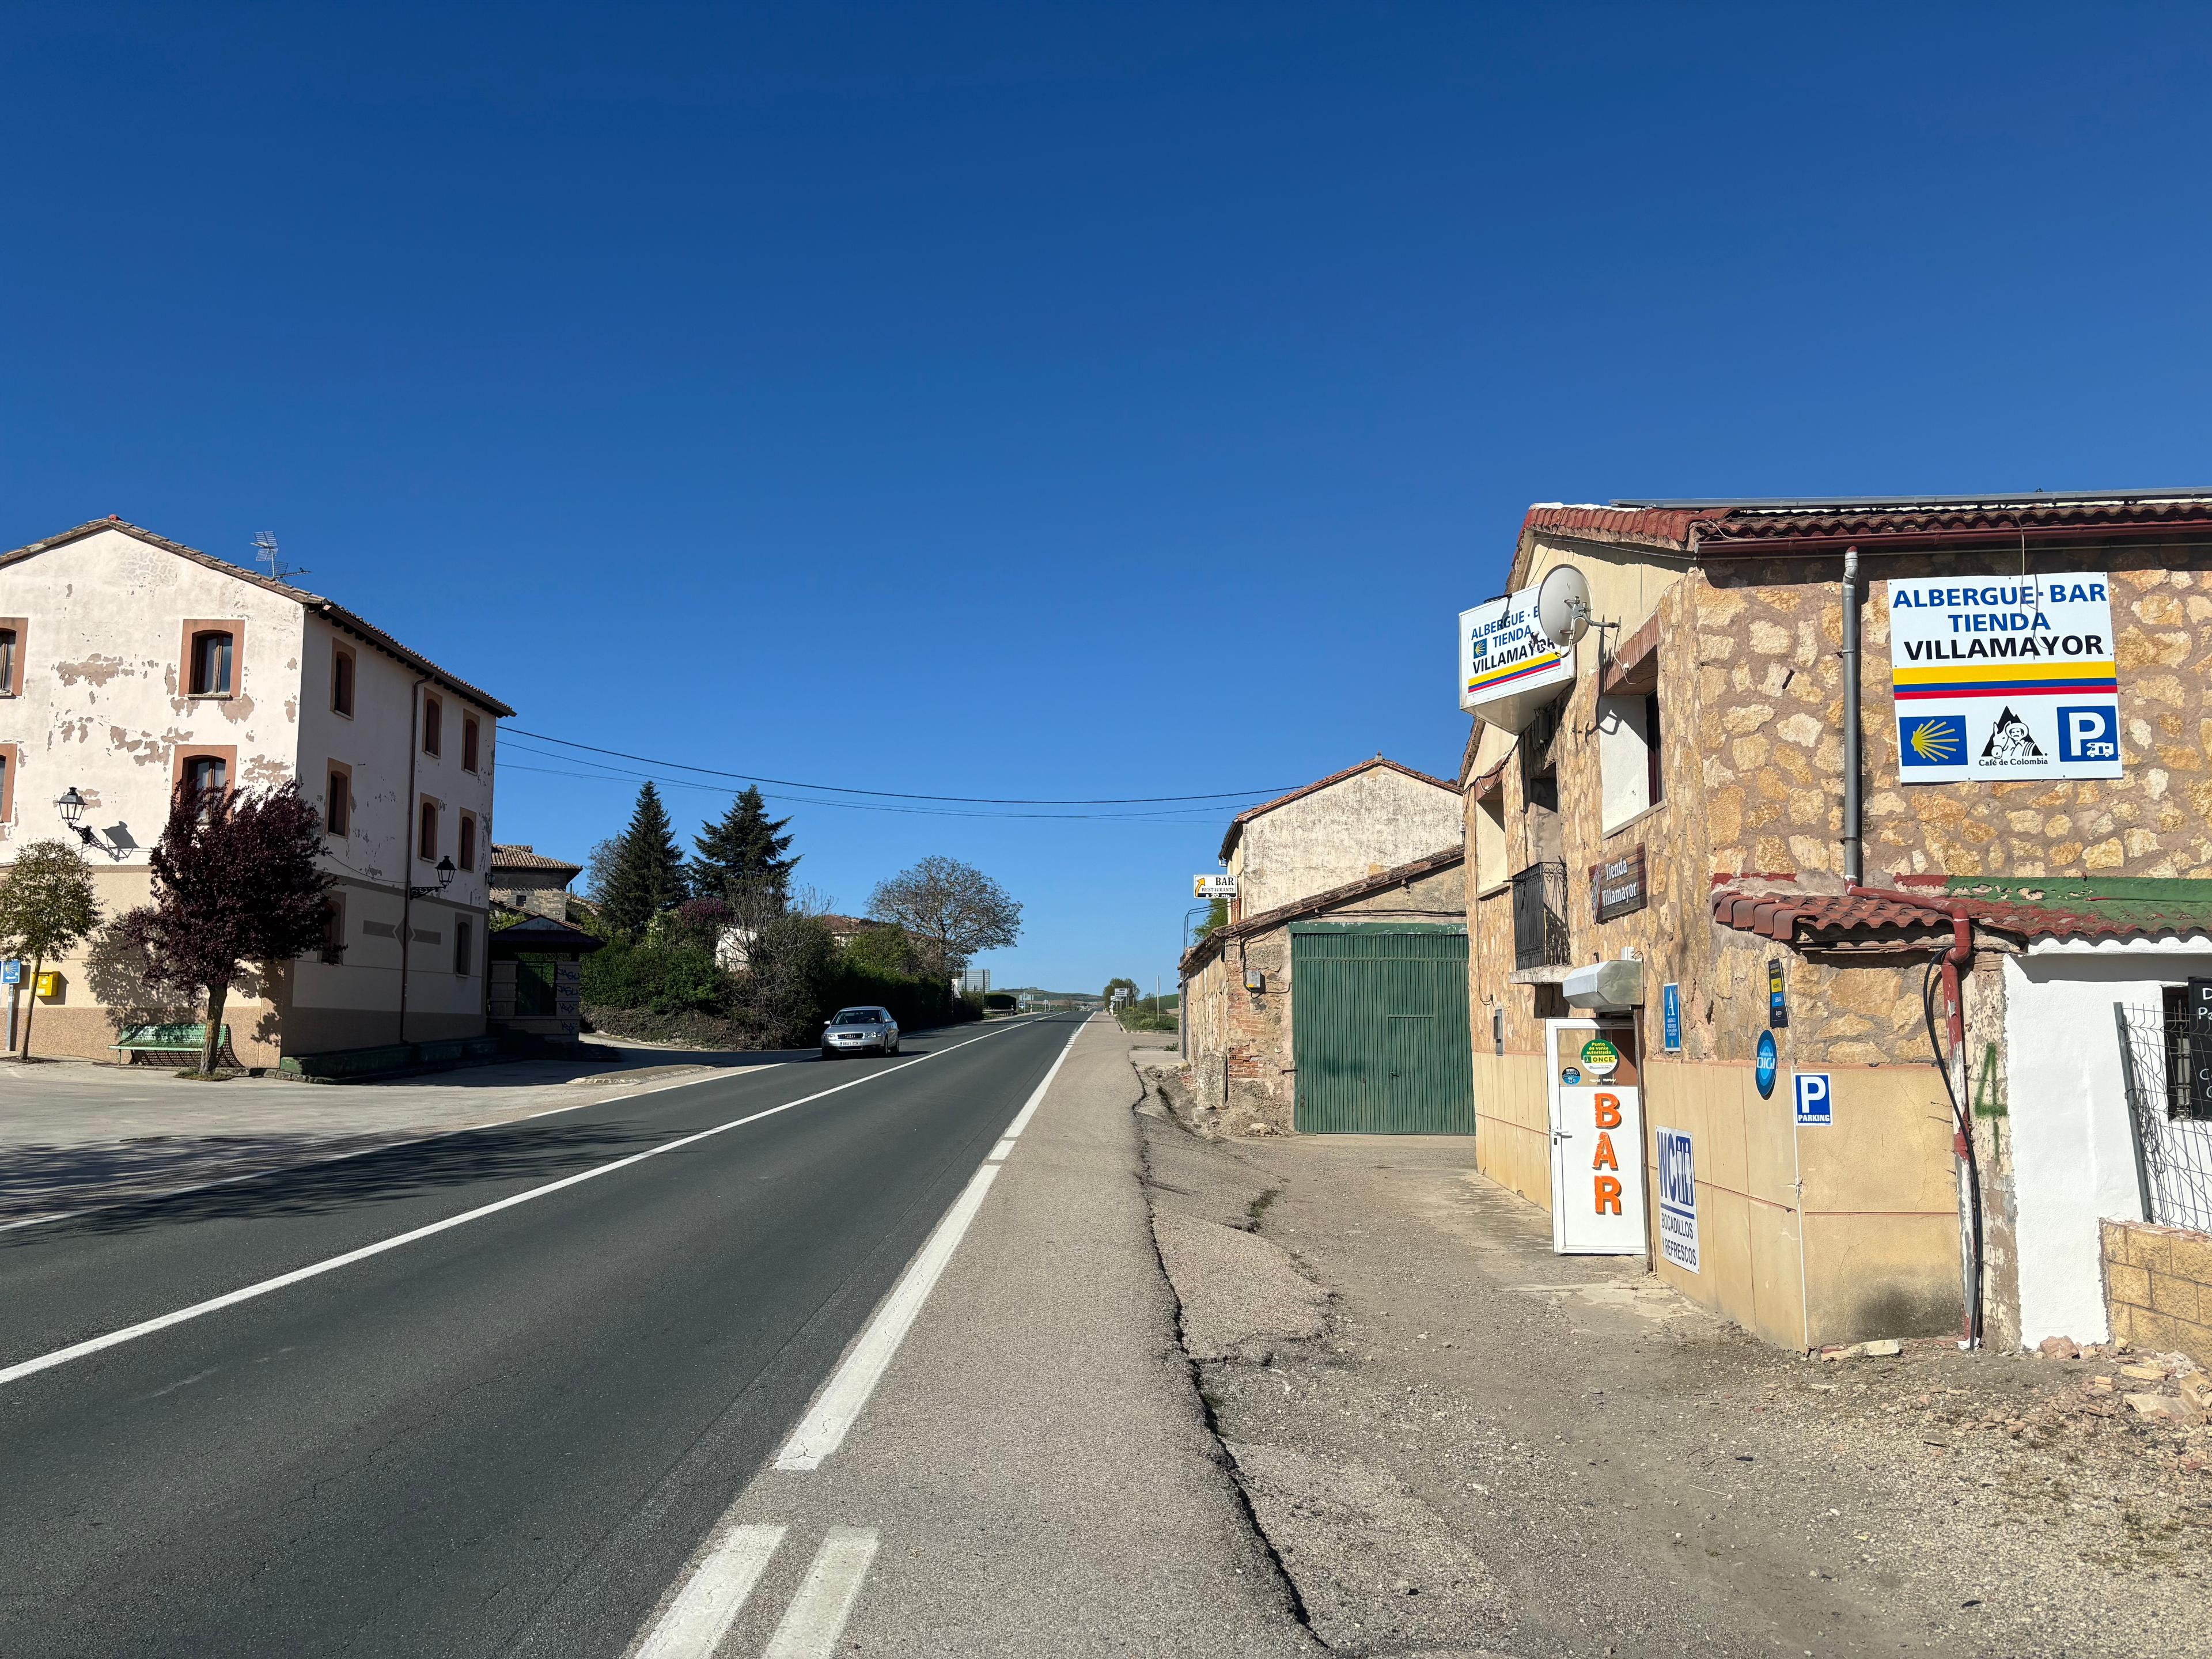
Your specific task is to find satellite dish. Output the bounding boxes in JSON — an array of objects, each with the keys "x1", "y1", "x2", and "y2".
[{"x1": 1535, "y1": 563, "x2": 1592, "y2": 647}]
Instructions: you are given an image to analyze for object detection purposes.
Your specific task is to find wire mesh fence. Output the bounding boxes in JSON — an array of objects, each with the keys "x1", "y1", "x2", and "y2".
[{"x1": 2115, "y1": 999, "x2": 2212, "y2": 1233}]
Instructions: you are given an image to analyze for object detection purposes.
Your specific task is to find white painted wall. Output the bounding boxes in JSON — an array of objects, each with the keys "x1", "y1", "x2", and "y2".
[
  {"x1": 0, "y1": 524, "x2": 506, "y2": 1054},
  {"x1": 0, "y1": 525, "x2": 306, "y2": 860},
  {"x1": 2003, "y1": 941, "x2": 2212, "y2": 1345},
  {"x1": 1231, "y1": 764, "x2": 1462, "y2": 916},
  {"x1": 1595, "y1": 693, "x2": 1655, "y2": 834}
]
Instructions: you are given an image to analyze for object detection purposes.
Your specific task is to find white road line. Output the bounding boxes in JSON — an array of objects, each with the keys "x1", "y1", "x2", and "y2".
[
  {"x1": 772, "y1": 1020, "x2": 1086, "y2": 1472},
  {"x1": 1003, "y1": 1020, "x2": 1084, "y2": 1139},
  {"x1": 0, "y1": 1018, "x2": 1054, "y2": 1390},
  {"x1": 986, "y1": 1137, "x2": 1016, "y2": 1162},
  {"x1": 630, "y1": 1523, "x2": 786, "y2": 1659},
  {"x1": 761, "y1": 1528, "x2": 879, "y2": 1659}
]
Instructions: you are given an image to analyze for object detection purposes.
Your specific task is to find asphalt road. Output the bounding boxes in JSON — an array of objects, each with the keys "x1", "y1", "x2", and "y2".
[{"x1": 0, "y1": 1014, "x2": 1088, "y2": 1658}]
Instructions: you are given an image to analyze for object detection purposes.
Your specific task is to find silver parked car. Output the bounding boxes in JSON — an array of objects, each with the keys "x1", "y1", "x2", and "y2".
[{"x1": 821, "y1": 1005, "x2": 900, "y2": 1058}]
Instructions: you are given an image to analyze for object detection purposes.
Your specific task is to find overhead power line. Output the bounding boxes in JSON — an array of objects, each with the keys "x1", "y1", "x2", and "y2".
[
  {"x1": 497, "y1": 759, "x2": 1234, "y2": 824},
  {"x1": 501, "y1": 726, "x2": 1293, "y2": 806}
]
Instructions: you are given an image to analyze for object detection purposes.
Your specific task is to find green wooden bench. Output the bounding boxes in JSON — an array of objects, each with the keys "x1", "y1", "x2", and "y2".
[{"x1": 111, "y1": 1023, "x2": 238, "y2": 1067}]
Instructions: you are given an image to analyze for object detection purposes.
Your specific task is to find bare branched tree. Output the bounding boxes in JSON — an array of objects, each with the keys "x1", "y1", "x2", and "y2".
[{"x1": 866, "y1": 856, "x2": 1021, "y2": 979}]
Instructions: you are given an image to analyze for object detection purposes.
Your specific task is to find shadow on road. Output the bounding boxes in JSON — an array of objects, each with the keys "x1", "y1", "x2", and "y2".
[{"x1": 0, "y1": 1116, "x2": 679, "y2": 1242}]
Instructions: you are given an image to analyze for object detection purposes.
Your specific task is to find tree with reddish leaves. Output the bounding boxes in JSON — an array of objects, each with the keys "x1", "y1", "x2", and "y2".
[{"x1": 113, "y1": 778, "x2": 332, "y2": 1076}]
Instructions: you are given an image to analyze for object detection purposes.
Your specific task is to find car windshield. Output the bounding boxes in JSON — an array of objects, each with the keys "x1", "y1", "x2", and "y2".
[{"x1": 831, "y1": 1009, "x2": 882, "y2": 1025}]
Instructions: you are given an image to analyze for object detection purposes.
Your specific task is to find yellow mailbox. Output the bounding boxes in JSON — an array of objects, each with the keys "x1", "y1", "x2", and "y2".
[{"x1": 35, "y1": 972, "x2": 60, "y2": 998}]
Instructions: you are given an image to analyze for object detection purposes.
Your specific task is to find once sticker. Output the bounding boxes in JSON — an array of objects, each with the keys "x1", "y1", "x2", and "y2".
[{"x1": 1579, "y1": 1036, "x2": 1621, "y2": 1078}]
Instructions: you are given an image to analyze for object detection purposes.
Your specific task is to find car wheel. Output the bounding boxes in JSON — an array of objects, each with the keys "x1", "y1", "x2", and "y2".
[{"x1": 888, "y1": 1037, "x2": 900, "y2": 1055}]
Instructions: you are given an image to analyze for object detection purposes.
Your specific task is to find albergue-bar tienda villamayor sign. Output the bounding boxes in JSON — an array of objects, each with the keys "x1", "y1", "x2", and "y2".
[{"x1": 1887, "y1": 573, "x2": 2121, "y2": 784}]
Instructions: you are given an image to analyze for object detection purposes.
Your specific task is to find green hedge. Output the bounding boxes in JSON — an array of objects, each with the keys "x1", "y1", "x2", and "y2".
[
  {"x1": 577, "y1": 921, "x2": 983, "y2": 1044},
  {"x1": 579, "y1": 939, "x2": 726, "y2": 1016}
]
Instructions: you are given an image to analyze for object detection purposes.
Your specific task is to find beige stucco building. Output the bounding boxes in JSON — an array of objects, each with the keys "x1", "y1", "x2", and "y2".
[
  {"x1": 1463, "y1": 493, "x2": 2212, "y2": 1353},
  {"x1": 0, "y1": 518, "x2": 513, "y2": 1065}
]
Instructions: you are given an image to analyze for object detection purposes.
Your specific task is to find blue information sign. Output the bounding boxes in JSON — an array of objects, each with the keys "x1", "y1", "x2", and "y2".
[
  {"x1": 1, "y1": 960, "x2": 20, "y2": 987},
  {"x1": 1755, "y1": 1030, "x2": 1778, "y2": 1099},
  {"x1": 1661, "y1": 982, "x2": 1681, "y2": 1053},
  {"x1": 1794, "y1": 1071, "x2": 1834, "y2": 1127}
]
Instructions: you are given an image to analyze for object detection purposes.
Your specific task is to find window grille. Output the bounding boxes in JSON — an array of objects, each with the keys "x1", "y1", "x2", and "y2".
[{"x1": 2115, "y1": 998, "x2": 2212, "y2": 1232}]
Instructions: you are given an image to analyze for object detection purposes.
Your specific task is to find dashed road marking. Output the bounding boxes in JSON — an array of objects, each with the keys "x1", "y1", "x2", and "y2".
[
  {"x1": 632, "y1": 1523, "x2": 787, "y2": 1659},
  {"x1": 761, "y1": 1528, "x2": 879, "y2": 1658}
]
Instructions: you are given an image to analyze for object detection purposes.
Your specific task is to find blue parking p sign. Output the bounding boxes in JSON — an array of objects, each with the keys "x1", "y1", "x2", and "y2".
[{"x1": 1793, "y1": 1071, "x2": 1832, "y2": 1127}]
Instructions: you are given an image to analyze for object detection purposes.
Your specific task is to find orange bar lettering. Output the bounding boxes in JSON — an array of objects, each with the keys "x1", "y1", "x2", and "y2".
[
  {"x1": 1594, "y1": 1175, "x2": 1623, "y2": 1214},
  {"x1": 1592, "y1": 1130, "x2": 1618, "y2": 1171},
  {"x1": 1594, "y1": 1092, "x2": 1622, "y2": 1129}
]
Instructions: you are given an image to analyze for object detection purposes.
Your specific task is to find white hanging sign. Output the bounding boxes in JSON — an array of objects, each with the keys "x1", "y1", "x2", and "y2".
[
  {"x1": 1459, "y1": 585, "x2": 1575, "y2": 718},
  {"x1": 1887, "y1": 573, "x2": 2121, "y2": 783}
]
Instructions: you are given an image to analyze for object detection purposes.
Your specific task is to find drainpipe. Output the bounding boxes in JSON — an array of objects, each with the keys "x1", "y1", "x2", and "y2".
[
  {"x1": 399, "y1": 675, "x2": 427, "y2": 1046},
  {"x1": 1840, "y1": 546, "x2": 1863, "y2": 887},
  {"x1": 1851, "y1": 882, "x2": 1983, "y2": 1347}
]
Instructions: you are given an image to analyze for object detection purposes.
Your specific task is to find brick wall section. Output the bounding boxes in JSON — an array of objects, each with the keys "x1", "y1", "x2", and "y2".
[
  {"x1": 1184, "y1": 861, "x2": 1465, "y2": 1133},
  {"x1": 2103, "y1": 1219, "x2": 2212, "y2": 1363}
]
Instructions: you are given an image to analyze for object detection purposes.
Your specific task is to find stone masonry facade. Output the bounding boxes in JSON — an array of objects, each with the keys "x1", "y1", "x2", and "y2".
[{"x1": 2104, "y1": 1219, "x2": 2212, "y2": 1368}]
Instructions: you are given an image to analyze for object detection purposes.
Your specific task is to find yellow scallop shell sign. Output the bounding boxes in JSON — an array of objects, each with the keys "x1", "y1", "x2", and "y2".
[{"x1": 1578, "y1": 1036, "x2": 1620, "y2": 1078}]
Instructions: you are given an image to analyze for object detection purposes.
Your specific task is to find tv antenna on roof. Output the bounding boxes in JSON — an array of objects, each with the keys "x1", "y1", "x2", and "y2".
[{"x1": 251, "y1": 531, "x2": 310, "y2": 585}]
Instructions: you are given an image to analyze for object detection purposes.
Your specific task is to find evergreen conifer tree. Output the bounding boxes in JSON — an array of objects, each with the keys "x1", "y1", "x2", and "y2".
[
  {"x1": 599, "y1": 782, "x2": 687, "y2": 937},
  {"x1": 689, "y1": 786, "x2": 798, "y2": 910}
]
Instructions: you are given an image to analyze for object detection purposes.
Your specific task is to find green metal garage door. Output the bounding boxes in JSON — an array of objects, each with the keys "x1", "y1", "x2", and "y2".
[{"x1": 1291, "y1": 923, "x2": 1475, "y2": 1134}]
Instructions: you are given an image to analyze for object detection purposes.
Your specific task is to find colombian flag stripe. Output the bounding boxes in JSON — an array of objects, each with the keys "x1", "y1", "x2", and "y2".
[
  {"x1": 1465, "y1": 653, "x2": 1561, "y2": 694},
  {"x1": 1894, "y1": 679, "x2": 2117, "y2": 700},
  {"x1": 1893, "y1": 660, "x2": 2115, "y2": 685}
]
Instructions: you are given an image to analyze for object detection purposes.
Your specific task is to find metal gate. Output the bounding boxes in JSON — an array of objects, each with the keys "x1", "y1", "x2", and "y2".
[
  {"x1": 1291, "y1": 924, "x2": 1474, "y2": 1134},
  {"x1": 2115, "y1": 1000, "x2": 2212, "y2": 1230}
]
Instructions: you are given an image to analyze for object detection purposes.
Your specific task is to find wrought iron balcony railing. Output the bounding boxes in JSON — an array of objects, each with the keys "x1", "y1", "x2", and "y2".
[{"x1": 1510, "y1": 859, "x2": 1571, "y2": 971}]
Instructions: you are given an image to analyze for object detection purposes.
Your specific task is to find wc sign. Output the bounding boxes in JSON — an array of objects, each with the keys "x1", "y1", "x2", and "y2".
[{"x1": 1794, "y1": 1071, "x2": 1834, "y2": 1127}]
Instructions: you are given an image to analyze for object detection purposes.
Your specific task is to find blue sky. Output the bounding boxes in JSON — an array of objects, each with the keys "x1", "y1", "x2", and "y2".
[{"x1": 8, "y1": 3, "x2": 2212, "y2": 993}]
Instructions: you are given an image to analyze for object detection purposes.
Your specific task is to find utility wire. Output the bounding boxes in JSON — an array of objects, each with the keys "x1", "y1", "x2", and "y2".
[
  {"x1": 501, "y1": 726, "x2": 1293, "y2": 806},
  {"x1": 497, "y1": 760, "x2": 1238, "y2": 824}
]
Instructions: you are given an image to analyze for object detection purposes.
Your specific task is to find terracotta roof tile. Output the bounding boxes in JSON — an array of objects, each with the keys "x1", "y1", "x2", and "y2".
[
  {"x1": 0, "y1": 518, "x2": 516, "y2": 716},
  {"x1": 1712, "y1": 876, "x2": 2212, "y2": 946},
  {"x1": 489, "y1": 843, "x2": 583, "y2": 876},
  {"x1": 1183, "y1": 845, "x2": 1464, "y2": 975}
]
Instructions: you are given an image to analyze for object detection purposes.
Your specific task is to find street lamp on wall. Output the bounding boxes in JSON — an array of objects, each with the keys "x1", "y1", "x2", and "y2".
[
  {"x1": 54, "y1": 786, "x2": 126, "y2": 859},
  {"x1": 408, "y1": 855, "x2": 456, "y2": 901}
]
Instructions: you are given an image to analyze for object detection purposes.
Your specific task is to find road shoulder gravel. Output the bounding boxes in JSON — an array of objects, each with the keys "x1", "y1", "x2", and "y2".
[{"x1": 1132, "y1": 1051, "x2": 2211, "y2": 1659}]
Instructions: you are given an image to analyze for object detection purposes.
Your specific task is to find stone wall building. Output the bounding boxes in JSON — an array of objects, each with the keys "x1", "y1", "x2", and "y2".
[
  {"x1": 1181, "y1": 759, "x2": 1467, "y2": 1133},
  {"x1": 489, "y1": 844, "x2": 582, "y2": 920},
  {"x1": 0, "y1": 518, "x2": 511, "y2": 1065},
  {"x1": 1463, "y1": 493, "x2": 2212, "y2": 1353}
]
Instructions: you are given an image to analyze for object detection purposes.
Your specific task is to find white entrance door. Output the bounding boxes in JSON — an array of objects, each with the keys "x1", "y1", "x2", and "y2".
[{"x1": 1546, "y1": 1017, "x2": 1648, "y2": 1255}]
